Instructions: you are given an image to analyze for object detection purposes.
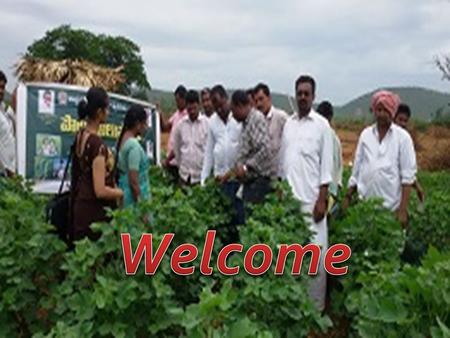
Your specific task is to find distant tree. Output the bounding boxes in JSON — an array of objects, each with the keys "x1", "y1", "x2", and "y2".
[
  {"x1": 436, "y1": 55, "x2": 450, "y2": 82},
  {"x1": 26, "y1": 25, "x2": 150, "y2": 95}
]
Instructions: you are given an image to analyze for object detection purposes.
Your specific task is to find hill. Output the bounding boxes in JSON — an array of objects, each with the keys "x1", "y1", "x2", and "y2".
[{"x1": 335, "y1": 87, "x2": 450, "y2": 121}]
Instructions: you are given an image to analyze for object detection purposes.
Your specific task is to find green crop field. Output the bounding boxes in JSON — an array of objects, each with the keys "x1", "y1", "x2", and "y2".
[{"x1": 0, "y1": 168, "x2": 449, "y2": 337}]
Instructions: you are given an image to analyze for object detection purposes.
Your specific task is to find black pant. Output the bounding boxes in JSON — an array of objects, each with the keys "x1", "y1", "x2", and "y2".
[
  {"x1": 242, "y1": 177, "x2": 272, "y2": 203},
  {"x1": 165, "y1": 164, "x2": 179, "y2": 183},
  {"x1": 220, "y1": 178, "x2": 272, "y2": 244},
  {"x1": 221, "y1": 181, "x2": 245, "y2": 244}
]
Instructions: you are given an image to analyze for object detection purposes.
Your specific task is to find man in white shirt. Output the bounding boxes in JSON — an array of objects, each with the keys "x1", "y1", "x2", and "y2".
[
  {"x1": 343, "y1": 90, "x2": 417, "y2": 227},
  {"x1": 279, "y1": 75, "x2": 333, "y2": 311},
  {"x1": 201, "y1": 84, "x2": 243, "y2": 242},
  {"x1": 0, "y1": 71, "x2": 16, "y2": 177},
  {"x1": 317, "y1": 101, "x2": 343, "y2": 201},
  {"x1": 394, "y1": 103, "x2": 425, "y2": 204},
  {"x1": 253, "y1": 83, "x2": 288, "y2": 178},
  {"x1": 200, "y1": 88, "x2": 214, "y2": 118},
  {"x1": 173, "y1": 90, "x2": 209, "y2": 185},
  {"x1": 201, "y1": 85, "x2": 242, "y2": 184}
]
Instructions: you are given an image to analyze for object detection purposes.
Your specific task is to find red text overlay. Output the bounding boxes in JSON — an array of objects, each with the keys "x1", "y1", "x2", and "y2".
[{"x1": 121, "y1": 230, "x2": 351, "y2": 276}]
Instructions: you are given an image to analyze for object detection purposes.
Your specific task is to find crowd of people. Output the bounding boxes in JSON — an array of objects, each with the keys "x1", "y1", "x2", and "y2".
[{"x1": 0, "y1": 69, "x2": 422, "y2": 311}]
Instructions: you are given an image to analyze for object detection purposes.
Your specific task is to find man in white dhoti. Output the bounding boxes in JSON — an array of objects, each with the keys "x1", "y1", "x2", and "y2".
[
  {"x1": 279, "y1": 75, "x2": 333, "y2": 311},
  {"x1": 343, "y1": 91, "x2": 417, "y2": 227}
]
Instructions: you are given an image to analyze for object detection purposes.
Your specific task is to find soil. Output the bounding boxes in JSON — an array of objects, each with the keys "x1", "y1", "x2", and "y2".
[{"x1": 160, "y1": 125, "x2": 450, "y2": 171}]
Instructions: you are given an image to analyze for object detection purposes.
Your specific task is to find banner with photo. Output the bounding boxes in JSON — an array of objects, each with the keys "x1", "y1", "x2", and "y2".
[{"x1": 16, "y1": 83, "x2": 160, "y2": 194}]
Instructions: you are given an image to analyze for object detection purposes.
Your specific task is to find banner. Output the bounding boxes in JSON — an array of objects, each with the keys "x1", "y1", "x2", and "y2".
[{"x1": 16, "y1": 83, "x2": 160, "y2": 194}]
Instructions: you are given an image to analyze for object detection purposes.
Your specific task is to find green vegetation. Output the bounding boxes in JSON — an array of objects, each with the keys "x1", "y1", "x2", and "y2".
[
  {"x1": 0, "y1": 169, "x2": 449, "y2": 337},
  {"x1": 346, "y1": 248, "x2": 450, "y2": 337}
]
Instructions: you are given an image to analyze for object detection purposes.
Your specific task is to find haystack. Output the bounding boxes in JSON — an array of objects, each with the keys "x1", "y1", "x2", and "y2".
[{"x1": 15, "y1": 57, "x2": 125, "y2": 92}]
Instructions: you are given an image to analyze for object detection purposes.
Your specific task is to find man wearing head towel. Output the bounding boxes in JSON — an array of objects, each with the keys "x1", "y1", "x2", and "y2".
[{"x1": 343, "y1": 90, "x2": 417, "y2": 227}]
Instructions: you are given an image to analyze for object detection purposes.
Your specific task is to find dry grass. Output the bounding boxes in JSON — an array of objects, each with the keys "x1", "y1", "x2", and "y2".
[
  {"x1": 162, "y1": 124, "x2": 450, "y2": 171},
  {"x1": 15, "y1": 57, "x2": 125, "y2": 92},
  {"x1": 338, "y1": 125, "x2": 450, "y2": 171},
  {"x1": 161, "y1": 132, "x2": 169, "y2": 152},
  {"x1": 416, "y1": 126, "x2": 450, "y2": 171}
]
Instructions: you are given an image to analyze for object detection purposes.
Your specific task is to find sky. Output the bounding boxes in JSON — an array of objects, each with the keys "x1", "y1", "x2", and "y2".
[{"x1": 1, "y1": 0, "x2": 450, "y2": 105}]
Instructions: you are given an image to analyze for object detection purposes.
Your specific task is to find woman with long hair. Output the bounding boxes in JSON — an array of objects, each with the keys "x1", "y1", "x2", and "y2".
[
  {"x1": 70, "y1": 87, "x2": 123, "y2": 241},
  {"x1": 116, "y1": 104, "x2": 150, "y2": 207}
]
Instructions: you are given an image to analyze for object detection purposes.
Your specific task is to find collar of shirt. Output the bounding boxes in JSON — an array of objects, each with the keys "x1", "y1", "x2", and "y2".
[
  {"x1": 214, "y1": 111, "x2": 232, "y2": 124},
  {"x1": 265, "y1": 106, "x2": 276, "y2": 121},
  {"x1": 0, "y1": 103, "x2": 14, "y2": 122},
  {"x1": 173, "y1": 109, "x2": 187, "y2": 119},
  {"x1": 292, "y1": 108, "x2": 316, "y2": 122},
  {"x1": 371, "y1": 123, "x2": 394, "y2": 139},
  {"x1": 223, "y1": 111, "x2": 232, "y2": 123},
  {"x1": 243, "y1": 109, "x2": 257, "y2": 128},
  {"x1": 185, "y1": 114, "x2": 205, "y2": 124}
]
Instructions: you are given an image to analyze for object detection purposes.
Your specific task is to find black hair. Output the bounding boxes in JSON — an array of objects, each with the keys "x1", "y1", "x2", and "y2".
[
  {"x1": 77, "y1": 87, "x2": 108, "y2": 120},
  {"x1": 115, "y1": 104, "x2": 148, "y2": 180},
  {"x1": 231, "y1": 90, "x2": 250, "y2": 106},
  {"x1": 186, "y1": 90, "x2": 200, "y2": 104},
  {"x1": 174, "y1": 85, "x2": 187, "y2": 99},
  {"x1": 317, "y1": 101, "x2": 334, "y2": 121},
  {"x1": 246, "y1": 88, "x2": 254, "y2": 97},
  {"x1": 254, "y1": 83, "x2": 270, "y2": 97},
  {"x1": 396, "y1": 103, "x2": 411, "y2": 119},
  {"x1": 0, "y1": 70, "x2": 7, "y2": 84},
  {"x1": 211, "y1": 84, "x2": 228, "y2": 99},
  {"x1": 200, "y1": 87, "x2": 211, "y2": 97},
  {"x1": 295, "y1": 75, "x2": 316, "y2": 95}
]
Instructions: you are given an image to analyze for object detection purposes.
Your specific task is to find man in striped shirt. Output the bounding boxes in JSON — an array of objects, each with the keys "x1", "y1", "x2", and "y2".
[
  {"x1": 223, "y1": 90, "x2": 272, "y2": 204},
  {"x1": 253, "y1": 83, "x2": 288, "y2": 178}
]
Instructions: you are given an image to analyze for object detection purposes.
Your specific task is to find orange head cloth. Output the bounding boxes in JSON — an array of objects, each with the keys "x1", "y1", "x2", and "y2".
[{"x1": 371, "y1": 90, "x2": 401, "y2": 118}]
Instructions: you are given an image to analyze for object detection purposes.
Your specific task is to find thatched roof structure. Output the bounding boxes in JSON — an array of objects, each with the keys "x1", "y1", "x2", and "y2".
[{"x1": 15, "y1": 57, "x2": 125, "y2": 92}]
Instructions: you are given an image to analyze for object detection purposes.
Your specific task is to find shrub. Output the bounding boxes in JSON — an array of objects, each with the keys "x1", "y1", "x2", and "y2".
[
  {"x1": 0, "y1": 177, "x2": 66, "y2": 337},
  {"x1": 347, "y1": 247, "x2": 450, "y2": 337}
]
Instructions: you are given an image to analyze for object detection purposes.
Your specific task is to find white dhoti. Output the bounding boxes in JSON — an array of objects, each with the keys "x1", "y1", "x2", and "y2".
[{"x1": 302, "y1": 203, "x2": 328, "y2": 311}]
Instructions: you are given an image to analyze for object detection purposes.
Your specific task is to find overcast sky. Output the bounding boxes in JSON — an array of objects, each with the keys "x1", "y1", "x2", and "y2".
[{"x1": 1, "y1": 0, "x2": 450, "y2": 104}]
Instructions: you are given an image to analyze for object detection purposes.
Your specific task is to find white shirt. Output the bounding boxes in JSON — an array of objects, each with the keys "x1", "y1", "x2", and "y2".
[
  {"x1": 348, "y1": 123, "x2": 417, "y2": 211},
  {"x1": 279, "y1": 110, "x2": 333, "y2": 206},
  {"x1": 173, "y1": 115, "x2": 209, "y2": 184},
  {"x1": 265, "y1": 106, "x2": 288, "y2": 177},
  {"x1": 201, "y1": 112, "x2": 242, "y2": 183},
  {"x1": 0, "y1": 103, "x2": 16, "y2": 173},
  {"x1": 330, "y1": 129, "x2": 343, "y2": 197}
]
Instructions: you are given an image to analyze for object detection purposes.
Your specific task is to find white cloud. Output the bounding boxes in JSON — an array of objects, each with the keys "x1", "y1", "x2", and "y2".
[{"x1": 0, "y1": 0, "x2": 449, "y2": 104}]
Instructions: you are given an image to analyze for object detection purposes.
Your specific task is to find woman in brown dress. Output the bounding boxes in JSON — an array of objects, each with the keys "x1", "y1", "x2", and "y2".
[{"x1": 70, "y1": 87, "x2": 123, "y2": 241}]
